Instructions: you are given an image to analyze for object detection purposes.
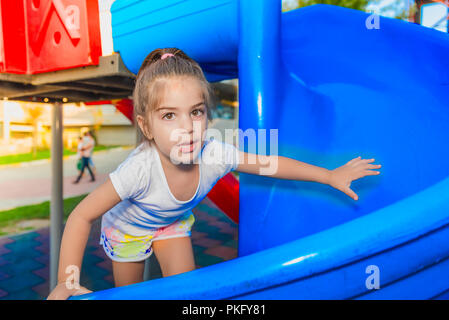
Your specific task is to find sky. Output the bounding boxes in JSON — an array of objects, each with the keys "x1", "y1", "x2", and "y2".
[{"x1": 366, "y1": 0, "x2": 400, "y2": 15}]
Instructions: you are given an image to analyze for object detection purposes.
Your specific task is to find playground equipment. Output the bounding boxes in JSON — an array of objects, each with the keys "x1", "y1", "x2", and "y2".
[
  {"x1": 417, "y1": 0, "x2": 449, "y2": 32},
  {"x1": 72, "y1": 0, "x2": 449, "y2": 299},
  {"x1": 0, "y1": 0, "x2": 136, "y2": 290},
  {"x1": 0, "y1": 0, "x2": 102, "y2": 74}
]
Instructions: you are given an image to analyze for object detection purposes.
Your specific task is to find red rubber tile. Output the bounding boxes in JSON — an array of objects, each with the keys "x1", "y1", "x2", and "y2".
[
  {"x1": 0, "y1": 288, "x2": 8, "y2": 298},
  {"x1": 192, "y1": 237, "x2": 222, "y2": 248},
  {"x1": 204, "y1": 246, "x2": 238, "y2": 261},
  {"x1": 32, "y1": 266, "x2": 49, "y2": 280},
  {"x1": 31, "y1": 282, "x2": 49, "y2": 298},
  {"x1": 0, "y1": 246, "x2": 12, "y2": 255},
  {"x1": 35, "y1": 244, "x2": 50, "y2": 254},
  {"x1": 95, "y1": 260, "x2": 112, "y2": 273},
  {"x1": 208, "y1": 220, "x2": 232, "y2": 228},
  {"x1": 191, "y1": 231, "x2": 208, "y2": 239}
]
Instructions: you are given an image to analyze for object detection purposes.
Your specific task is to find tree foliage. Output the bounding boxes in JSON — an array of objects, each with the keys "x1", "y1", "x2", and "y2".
[
  {"x1": 283, "y1": 0, "x2": 370, "y2": 12},
  {"x1": 282, "y1": 0, "x2": 418, "y2": 22}
]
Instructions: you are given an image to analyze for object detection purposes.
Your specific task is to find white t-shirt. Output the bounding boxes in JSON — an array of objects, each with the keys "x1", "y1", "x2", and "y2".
[
  {"x1": 81, "y1": 136, "x2": 95, "y2": 158},
  {"x1": 77, "y1": 140, "x2": 83, "y2": 158},
  {"x1": 101, "y1": 138, "x2": 240, "y2": 236}
]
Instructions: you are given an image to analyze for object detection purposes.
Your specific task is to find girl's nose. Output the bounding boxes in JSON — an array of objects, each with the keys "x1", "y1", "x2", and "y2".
[{"x1": 180, "y1": 114, "x2": 193, "y2": 133}]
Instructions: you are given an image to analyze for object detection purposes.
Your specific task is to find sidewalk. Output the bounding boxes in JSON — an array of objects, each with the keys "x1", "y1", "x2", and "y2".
[
  {"x1": 0, "y1": 197, "x2": 238, "y2": 300},
  {"x1": 0, "y1": 146, "x2": 133, "y2": 169},
  {"x1": 0, "y1": 146, "x2": 133, "y2": 211}
]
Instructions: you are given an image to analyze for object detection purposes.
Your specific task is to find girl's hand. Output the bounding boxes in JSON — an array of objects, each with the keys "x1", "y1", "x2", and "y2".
[
  {"x1": 47, "y1": 282, "x2": 92, "y2": 300},
  {"x1": 328, "y1": 156, "x2": 381, "y2": 201}
]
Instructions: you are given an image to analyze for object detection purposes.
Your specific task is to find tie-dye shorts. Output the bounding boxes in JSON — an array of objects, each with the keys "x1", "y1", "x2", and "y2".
[{"x1": 99, "y1": 212, "x2": 195, "y2": 262}]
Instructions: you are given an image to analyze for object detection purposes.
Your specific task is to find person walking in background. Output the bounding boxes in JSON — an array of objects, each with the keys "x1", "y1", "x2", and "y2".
[
  {"x1": 73, "y1": 131, "x2": 96, "y2": 184},
  {"x1": 76, "y1": 136, "x2": 83, "y2": 175},
  {"x1": 85, "y1": 131, "x2": 97, "y2": 176}
]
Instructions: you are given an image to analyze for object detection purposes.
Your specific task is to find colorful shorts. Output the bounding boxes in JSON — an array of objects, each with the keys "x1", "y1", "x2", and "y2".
[{"x1": 99, "y1": 212, "x2": 195, "y2": 262}]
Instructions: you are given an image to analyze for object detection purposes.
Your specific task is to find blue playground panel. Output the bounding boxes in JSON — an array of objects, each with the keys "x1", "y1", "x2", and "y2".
[{"x1": 72, "y1": 0, "x2": 449, "y2": 299}]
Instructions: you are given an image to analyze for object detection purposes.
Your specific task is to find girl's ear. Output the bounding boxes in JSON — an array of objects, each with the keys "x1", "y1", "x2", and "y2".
[{"x1": 136, "y1": 115, "x2": 153, "y2": 140}]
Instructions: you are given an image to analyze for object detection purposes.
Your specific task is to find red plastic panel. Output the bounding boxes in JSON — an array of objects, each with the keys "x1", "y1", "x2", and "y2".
[
  {"x1": 84, "y1": 99, "x2": 134, "y2": 124},
  {"x1": 114, "y1": 98, "x2": 134, "y2": 124},
  {"x1": 0, "y1": 0, "x2": 101, "y2": 74},
  {"x1": 207, "y1": 173, "x2": 239, "y2": 224}
]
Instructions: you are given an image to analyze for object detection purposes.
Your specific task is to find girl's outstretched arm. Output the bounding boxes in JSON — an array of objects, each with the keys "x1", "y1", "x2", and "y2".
[
  {"x1": 47, "y1": 178, "x2": 121, "y2": 299},
  {"x1": 235, "y1": 152, "x2": 381, "y2": 201}
]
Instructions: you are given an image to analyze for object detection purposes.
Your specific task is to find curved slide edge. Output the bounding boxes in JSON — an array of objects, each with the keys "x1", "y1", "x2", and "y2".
[
  {"x1": 110, "y1": 0, "x2": 239, "y2": 81},
  {"x1": 72, "y1": 175, "x2": 449, "y2": 299}
]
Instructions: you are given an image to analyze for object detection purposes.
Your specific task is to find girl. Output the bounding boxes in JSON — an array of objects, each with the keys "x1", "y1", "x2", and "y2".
[{"x1": 47, "y1": 48, "x2": 381, "y2": 299}]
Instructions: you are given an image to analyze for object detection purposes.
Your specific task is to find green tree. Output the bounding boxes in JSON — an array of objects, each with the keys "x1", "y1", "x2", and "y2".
[{"x1": 282, "y1": 0, "x2": 418, "y2": 22}]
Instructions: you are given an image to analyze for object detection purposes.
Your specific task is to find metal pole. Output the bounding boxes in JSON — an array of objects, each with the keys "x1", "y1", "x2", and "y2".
[
  {"x1": 50, "y1": 101, "x2": 64, "y2": 290},
  {"x1": 143, "y1": 258, "x2": 151, "y2": 281}
]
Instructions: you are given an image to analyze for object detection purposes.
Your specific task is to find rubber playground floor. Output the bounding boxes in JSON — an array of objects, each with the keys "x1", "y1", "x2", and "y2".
[{"x1": 0, "y1": 198, "x2": 238, "y2": 300}]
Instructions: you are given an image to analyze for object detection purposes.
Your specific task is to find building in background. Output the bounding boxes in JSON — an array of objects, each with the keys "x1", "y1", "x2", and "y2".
[
  {"x1": 0, "y1": 82, "x2": 239, "y2": 157},
  {"x1": 0, "y1": 101, "x2": 134, "y2": 156}
]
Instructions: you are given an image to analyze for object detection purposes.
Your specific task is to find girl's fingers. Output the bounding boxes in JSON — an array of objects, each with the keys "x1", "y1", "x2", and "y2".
[
  {"x1": 364, "y1": 170, "x2": 381, "y2": 176},
  {"x1": 73, "y1": 287, "x2": 92, "y2": 296},
  {"x1": 356, "y1": 159, "x2": 376, "y2": 167},
  {"x1": 350, "y1": 157, "x2": 379, "y2": 166},
  {"x1": 354, "y1": 161, "x2": 380, "y2": 170},
  {"x1": 365, "y1": 164, "x2": 382, "y2": 170},
  {"x1": 344, "y1": 187, "x2": 358, "y2": 201},
  {"x1": 347, "y1": 156, "x2": 361, "y2": 166}
]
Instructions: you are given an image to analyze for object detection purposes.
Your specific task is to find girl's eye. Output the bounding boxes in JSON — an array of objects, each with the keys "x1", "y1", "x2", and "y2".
[
  {"x1": 163, "y1": 113, "x2": 175, "y2": 120},
  {"x1": 192, "y1": 109, "x2": 204, "y2": 117}
]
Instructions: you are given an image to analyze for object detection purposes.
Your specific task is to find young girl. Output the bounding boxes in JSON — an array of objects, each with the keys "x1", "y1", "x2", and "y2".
[{"x1": 47, "y1": 48, "x2": 381, "y2": 300}]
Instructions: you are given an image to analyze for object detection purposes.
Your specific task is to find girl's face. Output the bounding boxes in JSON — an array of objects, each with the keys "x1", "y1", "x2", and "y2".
[{"x1": 139, "y1": 76, "x2": 208, "y2": 165}]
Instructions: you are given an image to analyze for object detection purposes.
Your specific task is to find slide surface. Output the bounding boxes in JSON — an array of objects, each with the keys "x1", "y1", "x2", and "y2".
[{"x1": 73, "y1": 2, "x2": 449, "y2": 299}]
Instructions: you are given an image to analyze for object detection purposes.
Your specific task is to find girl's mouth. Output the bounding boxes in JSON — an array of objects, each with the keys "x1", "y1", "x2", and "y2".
[{"x1": 178, "y1": 140, "x2": 197, "y2": 153}]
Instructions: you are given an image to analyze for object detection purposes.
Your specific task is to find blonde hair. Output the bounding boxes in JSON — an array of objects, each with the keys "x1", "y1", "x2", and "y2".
[{"x1": 133, "y1": 48, "x2": 215, "y2": 142}]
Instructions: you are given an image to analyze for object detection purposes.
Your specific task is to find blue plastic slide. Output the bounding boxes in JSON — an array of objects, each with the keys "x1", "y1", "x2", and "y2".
[{"x1": 73, "y1": 0, "x2": 449, "y2": 299}]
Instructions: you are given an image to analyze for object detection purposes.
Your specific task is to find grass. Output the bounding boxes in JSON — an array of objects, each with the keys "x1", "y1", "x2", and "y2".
[
  {"x1": 0, "y1": 194, "x2": 87, "y2": 237},
  {"x1": 0, "y1": 145, "x2": 122, "y2": 166}
]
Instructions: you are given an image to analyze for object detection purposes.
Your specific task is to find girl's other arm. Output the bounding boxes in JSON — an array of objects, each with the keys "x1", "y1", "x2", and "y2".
[
  {"x1": 47, "y1": 178, "x2": 121, "y2": 299},
  {"x1": 235, "y1": 152, "x2": 381, "y2": 201}
]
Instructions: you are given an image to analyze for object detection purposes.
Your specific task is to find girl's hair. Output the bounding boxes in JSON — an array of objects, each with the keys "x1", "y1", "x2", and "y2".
[{"x1": 133, "y1": 48, "x2": 215, "y2": 142}]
